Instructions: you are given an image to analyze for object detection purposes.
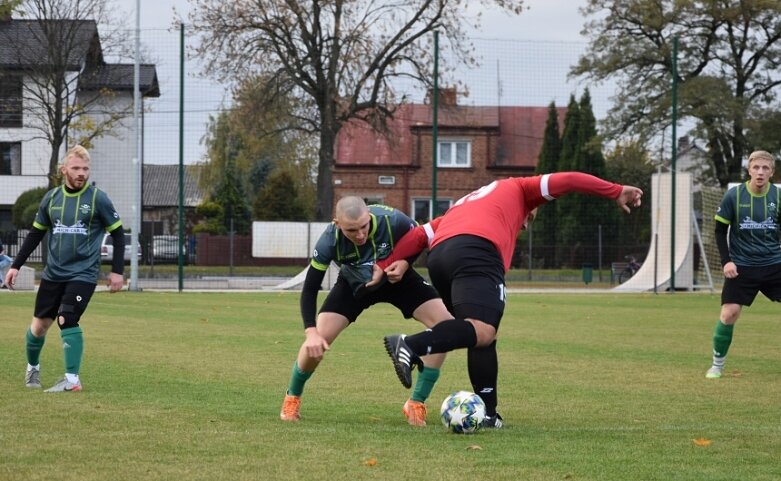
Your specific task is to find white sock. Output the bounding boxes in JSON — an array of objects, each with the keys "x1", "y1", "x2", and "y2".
[
  {"x1": 711, "y1": 355, "x2": 726, "y2": 368},
  {"x1": 27, "y1": 363, "x2": 40, "y2": 372},
  {"x1": 65, "y1": 373, "x2": 80, "y2": 384}
]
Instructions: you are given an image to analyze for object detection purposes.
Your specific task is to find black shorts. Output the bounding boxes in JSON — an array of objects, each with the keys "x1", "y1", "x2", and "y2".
[
  {"x1": 426, "y1": 235, "x2": 505, "y2": 329},
  {"x1": 721, "y1": 263, "x2": 781, "y2": 306},
  {"x1": 319, "y1": 268, "x2": 440, "y2": 323},
  {"x1": 34, "y1": 279, "x2": 96, "y2": 322}
]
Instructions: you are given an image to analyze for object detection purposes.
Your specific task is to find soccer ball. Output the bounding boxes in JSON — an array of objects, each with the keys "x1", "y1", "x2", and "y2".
[{"x1": 440, "y1": 390, "x2": 486, "y2": 434}]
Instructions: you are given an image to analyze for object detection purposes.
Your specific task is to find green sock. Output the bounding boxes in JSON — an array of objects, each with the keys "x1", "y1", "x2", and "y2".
[
  {"x1": 411, "y1": 366, "x2": 441, "y2": 403},
  {"x1": 286, "y1": 362, "x2": 313, "y2": 397},
  {"x1": 712, "y1": 321, "x2": 734, "y2": 358},
  {"x1": 61, "y1": 327, "x2": 84, "y2": 375},
  {"x1": 26, "y1": 328, "x2": 46, "y2": 366}
]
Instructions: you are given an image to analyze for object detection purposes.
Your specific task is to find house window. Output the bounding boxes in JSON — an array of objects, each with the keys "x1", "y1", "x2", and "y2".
[
  {"x1": 0, "y1": 74, "x2": 23, "y2": 128},
  {"x1": 0, "y1": 142, "x2": 22, "y2": 175},
  {"x1": 437, "y1": 140, "x2": 471, "y2": 168},
  {"x1": 412, "y1": 198, "x2": 452, "y2": 223}
]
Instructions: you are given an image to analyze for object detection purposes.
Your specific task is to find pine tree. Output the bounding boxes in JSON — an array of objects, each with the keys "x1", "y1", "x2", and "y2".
[
  {"x1": 555, "y1": 95, "x2": 582, "y2": 266},
  {"x1": 534, "y1": 102, "x2": 562, "y2": 267},
  {"x1": 576, "y1": 89, "x2": 613, "y2": 269},
  {"x1": 253, "y1": 170, "x2": 310, "y2": 221}
]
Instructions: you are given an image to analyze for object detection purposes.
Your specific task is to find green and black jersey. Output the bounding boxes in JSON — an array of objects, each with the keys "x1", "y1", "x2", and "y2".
[
  {"x1": 714, "y1": 182, "x2": 781, "y2": 267},
  {"x1": 310, "y1": 205, "x2": 417, "y2": 292},
  {"x1": 33, "y1": 184, "x2": 122, "y2": 283}
]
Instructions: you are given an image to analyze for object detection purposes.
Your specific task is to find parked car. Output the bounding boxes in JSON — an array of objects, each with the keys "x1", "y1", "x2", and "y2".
[
  {"x1": 152, "y1": 235, "x2": 186, "y2": 262},
  {"x1": 101, "y1": 233, "x2": 142, "y2": 263}
]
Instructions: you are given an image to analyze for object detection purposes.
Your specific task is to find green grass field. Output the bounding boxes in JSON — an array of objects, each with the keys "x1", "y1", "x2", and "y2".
[{"x1": 1, "y1": 291, "x2": 779, "y2": 481}]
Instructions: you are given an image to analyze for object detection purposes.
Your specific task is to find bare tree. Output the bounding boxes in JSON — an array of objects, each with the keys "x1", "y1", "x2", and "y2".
[
  {"x1": 186, "y1": 0, "x2": 525, "y2": 220},
  {"x1": 572, "y1": 0, "x2": 781, "y2": 187},
  {"x1": 0, "y1": 0, "x2": 134, "y2": 187}
]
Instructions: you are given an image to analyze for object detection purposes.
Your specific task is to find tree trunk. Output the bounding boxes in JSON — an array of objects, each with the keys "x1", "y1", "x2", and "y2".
[
  {"x1": 315, "y1": 125, "x2": 336, "y2": 222},
  {"x1": 47, "y1": 139, "x2": 63, "y2": 189}
]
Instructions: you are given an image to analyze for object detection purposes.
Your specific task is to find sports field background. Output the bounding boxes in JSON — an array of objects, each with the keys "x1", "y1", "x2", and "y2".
[{"x1": 0, "y1": 291, "x2": 778, "y2": 481}]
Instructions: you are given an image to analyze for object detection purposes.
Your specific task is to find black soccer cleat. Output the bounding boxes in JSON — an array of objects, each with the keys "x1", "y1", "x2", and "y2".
[
  {"x1": 383, "y1": 334, "x2": 419, "y2": 389},
  {"x1": 480, "y1": 412, "x2": 504, "y2": 429}
]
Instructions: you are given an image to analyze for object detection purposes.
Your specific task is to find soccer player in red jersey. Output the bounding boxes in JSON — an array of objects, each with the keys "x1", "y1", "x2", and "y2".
[{"x1": 379, "y1": 172, "x2": 643, "y2": 428}]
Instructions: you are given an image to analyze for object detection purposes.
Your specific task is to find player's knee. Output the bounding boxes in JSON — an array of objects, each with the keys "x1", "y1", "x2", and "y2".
[
  {"x1": 56, "y1": 303, "x2": 80, "y2": 329},
  {"x1": 467, "y1": 319, "x2": 496, "y2": 347},
  {"x1": 720, "y1": 304, "x2": 741, "y2": 324}
]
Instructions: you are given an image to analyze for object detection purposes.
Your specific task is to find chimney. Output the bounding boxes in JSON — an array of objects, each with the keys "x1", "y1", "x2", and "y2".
[
  {"x1": 678, "y1": 136, "x2": 690, "y2": 151},
  {"x1": 426, "y1": 87, "x2": 458, "y2": 107}
]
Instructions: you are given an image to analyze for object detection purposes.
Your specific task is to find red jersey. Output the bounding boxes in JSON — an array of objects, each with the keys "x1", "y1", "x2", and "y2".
[{"x1": 380, "y1": 172, "x2": 623, "y2": 272}]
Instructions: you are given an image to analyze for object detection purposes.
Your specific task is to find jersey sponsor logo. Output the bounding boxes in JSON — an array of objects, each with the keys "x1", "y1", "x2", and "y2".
[
  {"x1": 376, "y1": 242, "x2": 391, "y2": 258},
  {"x1": 79, "y1": 203, "x2": 91, "y2": 215},
  {"x1": 52, "y1": 219, "x2": 88, "y2": 236},
  {"x1": 739, "y1": 216, "x2": 777, "y2": 230},
  {"x1": 454, "y1": 181, "x2": 499, "y2": 206}
]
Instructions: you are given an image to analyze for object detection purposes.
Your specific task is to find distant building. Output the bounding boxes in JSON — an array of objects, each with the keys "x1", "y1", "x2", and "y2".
[
  {"x1": 332, "y1": 88, "x2": 566, "y2": 221},
  {"x1": 0, "y1": 17, "x2": 159, "y2": 231},
  {"x1": 142, "y1": 164, "x2": 204, "y2": 237}
]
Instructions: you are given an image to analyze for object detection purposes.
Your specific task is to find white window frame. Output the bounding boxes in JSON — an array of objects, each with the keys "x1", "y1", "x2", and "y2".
[
  {"x1": 412, "y1": 197, "x2": 452, "y2": 222},
  {"x1": 437, "y1": 139, "x2": 471, "y2": 168}
]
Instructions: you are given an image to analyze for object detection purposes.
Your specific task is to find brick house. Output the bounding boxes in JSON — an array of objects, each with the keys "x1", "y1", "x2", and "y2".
[{"x1": 332, "y1": 89, "x2": 566, "y2": 222}]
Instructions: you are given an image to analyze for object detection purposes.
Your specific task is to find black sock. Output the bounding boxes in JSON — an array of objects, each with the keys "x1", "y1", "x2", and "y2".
[
  {"x1": 468, "y1": 340, "x2": 498, "y2": 416},
  {"x1": 405, "y1": 319, "x2": 477, "y2": 355}
]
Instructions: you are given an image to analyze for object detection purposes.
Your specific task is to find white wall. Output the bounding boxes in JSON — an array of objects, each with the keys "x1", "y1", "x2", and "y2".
[{"x1": 252, "y1": 221, "x2": 331, "y2": 258}]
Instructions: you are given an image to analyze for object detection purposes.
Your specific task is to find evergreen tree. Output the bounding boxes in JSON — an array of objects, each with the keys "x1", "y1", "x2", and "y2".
[
  {"x1": 534, "y1": 102, "x2": 562, "y2": 267},
  {"x1": 555, "y1": 95, "x2": 582, "y2": 266},
  {"x1": 558, "y1": 95, "x2": 581, "y2": 171},
  {"x1": 212, "y1": 161, "x2": 253, "y2": 235},
  {"x1": 253, "y1": 170, "x2": 310, "y2": 221},
  {"x1": 576, "y1": 89, "x2": 613, "y2": 266}
]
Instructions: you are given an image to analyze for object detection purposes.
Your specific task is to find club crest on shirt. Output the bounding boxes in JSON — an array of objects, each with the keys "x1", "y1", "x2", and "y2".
[
  {"x1": 79, "y1": 203, "x2": 91, "y2": 215},
  {"x1": 377, "y1": 242, "x2": 391, "y2": 258}
]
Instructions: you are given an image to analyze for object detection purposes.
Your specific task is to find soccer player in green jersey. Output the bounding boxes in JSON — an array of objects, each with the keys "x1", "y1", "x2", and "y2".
[
  {"x1": 279, "y1": 196, "x2": 452, "y2": 426},
  {"x1": 706, "y1": 150, "x2": 781, "y2": 379},
  {"x1": 4, "y1": 146, "x2": 126, "y2": 392}
]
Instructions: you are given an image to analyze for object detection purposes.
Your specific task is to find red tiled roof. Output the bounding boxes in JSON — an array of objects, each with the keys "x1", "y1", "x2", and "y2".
[{"x1": 335, "y1": 104, "x2": 566, "y2": 168}]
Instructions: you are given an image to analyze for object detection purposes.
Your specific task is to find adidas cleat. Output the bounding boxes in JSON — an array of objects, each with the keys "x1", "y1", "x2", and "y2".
[{"x1": 383, "y1": 334, "x2": 419, "y2": 389}]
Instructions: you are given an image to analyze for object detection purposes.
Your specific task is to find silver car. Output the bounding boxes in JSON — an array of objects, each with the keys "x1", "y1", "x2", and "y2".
[
  {"x1": 100, "y1": 233, "x2": 142, "y2": 263},
  {"x1": 152, "y1": 235, "x2": 186, "y2": 262}
]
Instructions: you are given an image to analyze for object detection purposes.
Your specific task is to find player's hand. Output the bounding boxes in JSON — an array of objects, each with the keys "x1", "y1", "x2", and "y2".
[
  {"x1": 107, "y1": 272, "x2": 124, "y2": 293},
  {"x1": 303, "y1": 328, "x2": 330, "y2": 360},
  {"x1": 616, "y1": 186, "x2": 643, "y2": 213},
  {"x1": 4, "y1": 268, "x2": 18, "y2": 291},
  {"x1": 722, "y1": 261, "x2": 738, "y2": 279},
  {"x1": 384, "y1": 260, "x2": 409, "y2": 283},
  {"x1": 365, "y1": 264, "x2": 385, "y2": 287}
]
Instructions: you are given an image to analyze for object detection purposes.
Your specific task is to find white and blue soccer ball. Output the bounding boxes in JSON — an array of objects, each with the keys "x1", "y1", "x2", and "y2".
[{"x1": 440, "y1": 390, "x2": 486, "y2": 434}]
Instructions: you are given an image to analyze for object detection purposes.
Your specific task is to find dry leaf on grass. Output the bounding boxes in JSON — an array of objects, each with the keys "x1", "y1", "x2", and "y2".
[
  {"x1": 466, "y1": 445, "x2": 482, "y2": 450},
  {"x1": 693, "y1": 438, "x2": 712, "y2": 447},
  {"x1": 364, "y1": 458, "x2": 378, "y2": 467}
]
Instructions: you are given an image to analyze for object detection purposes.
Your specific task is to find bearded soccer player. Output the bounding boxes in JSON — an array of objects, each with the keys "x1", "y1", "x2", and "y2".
[
  {"x1": 379, "y1": 172, "x2": 643, "y2": 427},
  {"x1": 4, "y1": 145, "x2": 125, "y2": 392}
]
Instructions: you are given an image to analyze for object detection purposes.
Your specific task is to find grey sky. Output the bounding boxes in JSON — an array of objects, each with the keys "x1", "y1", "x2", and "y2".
[
  {"x1": 112, "y1": 1, "x2": 594, "y2": 165},
  {"x1": 119, "y1": 0, "x2": 590, "y2": 41}
]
